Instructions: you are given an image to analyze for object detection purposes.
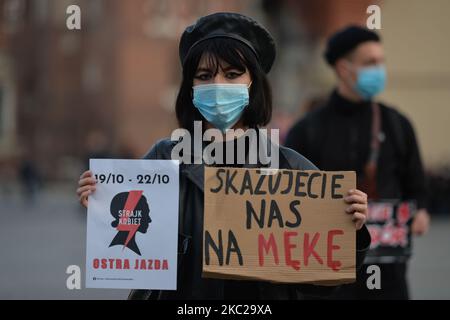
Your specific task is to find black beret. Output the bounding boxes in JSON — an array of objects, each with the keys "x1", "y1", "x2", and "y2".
[
  {"x1": 324, "y1": 25, "x2": 381, "y2": 66},
  {"x1": 179, "y1": 12, "x2": 276, "y2": 73}
]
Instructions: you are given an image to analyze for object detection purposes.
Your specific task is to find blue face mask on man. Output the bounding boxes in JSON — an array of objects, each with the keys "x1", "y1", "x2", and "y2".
[
  {"x1": 192, "y1": 83, "x2": 251, "y2": 132},
  {"x1": 353, "y1": 65, "x2": 387, "y2": 100}
]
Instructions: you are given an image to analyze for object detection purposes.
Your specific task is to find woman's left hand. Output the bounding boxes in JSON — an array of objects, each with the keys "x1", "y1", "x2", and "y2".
[{"x1": 344, "y1": 189, "x2": 368, "y2": 230}]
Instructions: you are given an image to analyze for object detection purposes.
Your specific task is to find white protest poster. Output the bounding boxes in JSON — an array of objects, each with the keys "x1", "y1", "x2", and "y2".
[{"x1": 86, "y1": 159, "x2": 179, "y2": 290}]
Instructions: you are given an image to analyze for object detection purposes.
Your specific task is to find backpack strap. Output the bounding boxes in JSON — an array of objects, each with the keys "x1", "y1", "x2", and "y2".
[{"x1": 382, "y1": 106, "x2": 408, "y2": 175}]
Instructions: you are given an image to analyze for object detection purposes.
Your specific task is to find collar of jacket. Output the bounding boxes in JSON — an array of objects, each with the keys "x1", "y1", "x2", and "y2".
[
  {"x1": 330, "y1": 89, "x2": 371, "y2": 116},
  {"x1": 178, "y1": 129, "x2": 294, "y2": 192}
]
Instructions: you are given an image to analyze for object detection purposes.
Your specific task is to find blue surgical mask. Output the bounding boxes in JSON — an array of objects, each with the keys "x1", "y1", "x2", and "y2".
[
  {"x1": 354, "y1": 65, "x2": 386, "y2": 100},
  {"x1": 192, "y1": 83, "x2": 250, "y2": 132}
]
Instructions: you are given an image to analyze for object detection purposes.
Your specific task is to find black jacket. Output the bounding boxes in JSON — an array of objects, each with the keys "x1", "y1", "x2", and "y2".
[
  {"x1": 129, "y1": 133, "x2": 371, "y2": 300},
  {"x1": 285, "y1": 90, "x2": 428, "y2": 209}
]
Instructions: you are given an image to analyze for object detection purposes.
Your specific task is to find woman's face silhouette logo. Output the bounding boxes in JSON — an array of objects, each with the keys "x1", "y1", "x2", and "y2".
[{"x1": 109, "y1": 190, "x2": 151, "y2": 256}]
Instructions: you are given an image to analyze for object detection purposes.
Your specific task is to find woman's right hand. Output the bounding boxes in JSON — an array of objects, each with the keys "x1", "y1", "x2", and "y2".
[{"x1": 77, "y1": 170, "x2": 97, "y2": 208}]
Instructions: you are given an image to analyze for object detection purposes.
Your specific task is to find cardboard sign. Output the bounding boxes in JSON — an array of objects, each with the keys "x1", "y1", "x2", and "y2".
[
  {"x1": 86, "y1": 159, "x2": 179, "y2": 290},
  {"x1": 203, "y1": 167, "x2": 356, "y2": 285},
  {"x1": 365, "y1": 200, "x2": 416, "y2": 264}
]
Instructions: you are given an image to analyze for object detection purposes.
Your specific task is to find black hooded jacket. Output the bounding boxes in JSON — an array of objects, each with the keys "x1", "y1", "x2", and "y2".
[{"x1": 128, "y1": 132, "x2": 371, "y2": 299}]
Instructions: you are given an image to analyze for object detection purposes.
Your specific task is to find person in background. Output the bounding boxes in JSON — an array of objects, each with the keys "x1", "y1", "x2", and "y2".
[{"x1": 285, "y1": 25, "x2": 430, "y2": 300}]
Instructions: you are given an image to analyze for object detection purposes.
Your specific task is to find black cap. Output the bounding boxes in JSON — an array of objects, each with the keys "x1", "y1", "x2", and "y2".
[
  {"x1": 179, "y1": 12, "x2": 276, "y2": 73},
  {"x1": 324, "y1": 25, "x2": 381, "y2": 66}
]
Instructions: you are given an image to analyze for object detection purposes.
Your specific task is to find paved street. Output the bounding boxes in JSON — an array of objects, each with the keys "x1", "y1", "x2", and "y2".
[{"x1": 0, "y1": 187, "x2": 449, "y2": 299}]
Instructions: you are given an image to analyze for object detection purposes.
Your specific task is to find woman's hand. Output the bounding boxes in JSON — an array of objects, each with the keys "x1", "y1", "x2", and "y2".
[
  {"x1": 344, "y1": 189, "x2": 368, "y2": 230},
  {"x1": 76, "y1": 170, "x2": 97, "y2": 208}
]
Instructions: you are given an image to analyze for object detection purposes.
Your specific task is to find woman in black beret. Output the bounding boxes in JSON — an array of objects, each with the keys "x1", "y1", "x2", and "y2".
[{"x1": 77, "y1": 12, "x2": 370, "y2": 300}]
